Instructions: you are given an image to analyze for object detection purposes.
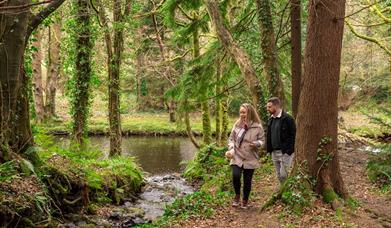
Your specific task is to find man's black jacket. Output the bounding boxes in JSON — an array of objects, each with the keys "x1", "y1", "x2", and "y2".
[{"x1": 266, "y1": 111, "x2": 296, "y2": 155}]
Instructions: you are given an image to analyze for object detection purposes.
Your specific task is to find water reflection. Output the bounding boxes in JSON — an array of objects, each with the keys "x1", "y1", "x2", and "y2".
[{"x1": 56, "y1": 136, "x2": 198, "y2": 175}]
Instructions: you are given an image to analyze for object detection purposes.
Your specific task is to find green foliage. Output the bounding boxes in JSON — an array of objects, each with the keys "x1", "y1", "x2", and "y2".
[
  {"x1": 162, "y1": 190, "x2": 228, "y2": 220},
  {"x1": 316, "y1": 136, "x2": 333, "y2": 162},
  {"x1": 183, "y1": 145, "x2": 231, "y2": 191},
  {"x1": 34, "y1": 128, "x2": 144, "y2": 205},
  {"x1": 63, "y1": 1, "x2": 99, "y2": 140},
  {"x1": 366, "y1": 144, "x2": 391, "y2": 190},
  {"x1": 280, "y1": 172, "x2": 315, "y2": 215},
  {"x1": 0, "y1": 160, "x2": 19, "y2": 182}
]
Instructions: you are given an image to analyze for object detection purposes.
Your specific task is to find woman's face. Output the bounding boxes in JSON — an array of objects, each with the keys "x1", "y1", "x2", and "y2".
[{"x1": 239, "y1": 106, "x2": 247, "y2": 122}]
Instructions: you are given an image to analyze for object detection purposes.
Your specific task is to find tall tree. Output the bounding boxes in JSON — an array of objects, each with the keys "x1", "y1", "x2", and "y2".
[
  {"x1": 291, "y1": 0, "x2": 301, "y2": 117},
  {"x1": 215, "y1": 58, "x2": 222, "y2": 144},
  {"x1": 46, "y1": 15, "x2": 62, "y2": 119},
  {"x1": 294, "y1": 0, "x2": 348, "y2": 203},
  {"x1": 32, "y1": 29, "x2": 45, "y2": 123},
  {"x1": 193, "y1": 27, "x2": 212, "y2": 145},
  {"x1": 204, "y1": 0, "x2": 264, "y2": 112},
  {"x1": 256, "y1": 0, "x2": 285, "y2": 104},
  {"x1": 97, "y1": 0, "x2": 131, "y2": 156},
  {"x1": 72, "y1": 0, "x2": 93, "y2": 145},
  {"x1": 160, "y1": 0, "x2": 211, "y2": 147},
  {"x1": 150, "y1": 3, "x2": 177, "y2": 122},
  {"x1": 0, "y1": 0, "x2": 65, "y2": 162}
]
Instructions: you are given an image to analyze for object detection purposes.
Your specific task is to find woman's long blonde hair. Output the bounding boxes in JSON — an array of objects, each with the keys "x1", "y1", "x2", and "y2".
[{"x1": 240, "y1": 103, "x2": 261, "y2": 125}]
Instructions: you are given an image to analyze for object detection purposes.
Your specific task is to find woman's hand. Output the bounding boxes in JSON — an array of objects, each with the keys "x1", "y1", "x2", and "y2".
[
  {"x1": 249, "y1": 142, "x2": 257, "y2": 148},
  {"x1": 225, "y1": 150, "x2": 234, "y2": 159}
]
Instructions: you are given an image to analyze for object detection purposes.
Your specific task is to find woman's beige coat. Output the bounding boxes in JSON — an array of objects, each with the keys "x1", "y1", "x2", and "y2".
[{"x1": 228, "y1": 120, "x2": 265, "y2": 169}]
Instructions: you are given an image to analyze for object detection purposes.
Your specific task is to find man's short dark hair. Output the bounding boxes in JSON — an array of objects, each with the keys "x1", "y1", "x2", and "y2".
[{"x1": 267, "y1": 97, "x2": 281, "y2": 106}]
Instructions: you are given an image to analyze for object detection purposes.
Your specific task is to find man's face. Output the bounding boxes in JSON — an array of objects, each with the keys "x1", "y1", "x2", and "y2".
[{"x1": 266, "y1": 102, "x2": 277, "y2": 115}]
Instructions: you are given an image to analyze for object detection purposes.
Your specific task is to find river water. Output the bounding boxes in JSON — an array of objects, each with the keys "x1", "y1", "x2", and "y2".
[{"x1": 56, "y1": 136, "x2": 198, "y2": 227}]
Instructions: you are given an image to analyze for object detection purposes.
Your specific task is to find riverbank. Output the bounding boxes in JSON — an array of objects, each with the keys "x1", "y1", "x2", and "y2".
[
  {"x1": 40, "y1": 110, "x2": 390, "y2": 142},
  {"x1": 0, "y1": 136, "x2": 145, "y2": 227},
  {"x1": 39, "y1": 113, "x2": 236, "y2": 136}
]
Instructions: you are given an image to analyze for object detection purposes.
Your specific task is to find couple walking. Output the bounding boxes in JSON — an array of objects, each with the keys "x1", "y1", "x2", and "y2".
[{"x1": 225, "y1": 97, "x2": 296, "y2": 209}]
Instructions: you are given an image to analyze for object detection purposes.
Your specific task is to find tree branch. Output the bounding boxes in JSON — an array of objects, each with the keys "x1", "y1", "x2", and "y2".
[
  {"x1": 0, "y1": 0, "x2": 51, "y2": 11},
  {"x1": 345, "y1": 20, "x2": 391, "y2": 56},
  {"x1": 26, "y1": 0, "x2": 65, "y2": 41}
]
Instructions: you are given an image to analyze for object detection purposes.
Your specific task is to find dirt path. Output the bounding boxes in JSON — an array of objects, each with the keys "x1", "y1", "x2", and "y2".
[
  {"x1": 340, "y1": 144, "x2": 391, "y2": 228},
  {"x1": 173, "y1": 145, "x2": 391, "y2": 227}
]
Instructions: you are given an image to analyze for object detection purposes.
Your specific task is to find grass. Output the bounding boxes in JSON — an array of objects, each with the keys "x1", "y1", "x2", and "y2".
[{"x1": 39, "y1": 112, "x2": 237, "y2": 136}]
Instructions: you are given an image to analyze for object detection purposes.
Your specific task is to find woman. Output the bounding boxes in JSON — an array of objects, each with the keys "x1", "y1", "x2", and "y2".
[{"x1": 225, "y1": 103, "x2": 265, "y2": 209}]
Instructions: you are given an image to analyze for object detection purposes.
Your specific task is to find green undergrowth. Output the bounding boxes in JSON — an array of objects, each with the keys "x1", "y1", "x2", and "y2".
[
  {"x1": 0, "y1": 129, "x2": 144, "y2": 226},
  {"x1": 35, "y1": 129, "x2": 145, "y2": 205},
  {"x1": 348, "y1": 102, "x2": 391, "y2": 139},
  {"x1": 147, "y1": 145, "x2": 231, "y2": 226},
  {"x1": 366, "y1": 143, "x2": 391, "y2": 194},
  {"x1": 150, "y1": 146, "x2": 273, "y2": 226},
  {"x1": 0, "y1": 159, "x2": 54, "y2": 227}
]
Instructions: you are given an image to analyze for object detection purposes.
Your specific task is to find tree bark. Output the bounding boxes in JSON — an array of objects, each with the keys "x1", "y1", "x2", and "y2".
[
  {"x1": 294, "y1": 0, "x2": 348, "y2": 202},
  {"x1": 32, "y1": 29, "x2": 45, "y2": 123},
  {"x1": 205, "y1": 0, "x2": 262, "y2": 111},
  {"x1": 97, "y1": 0, "x2": 131, "y2": 156},
  {"x1": 256, "y1": 0, "x2": 285, "y2": 104},
  {"x1": 72, "y1": 0, "x2": 93, "y2": 145},
  {"x1": 0, "y1": 0, "x2": 31, "y2": 162},
  {"x1": 0, "y1": 0, "x2": 64, "y2": 163},
  {"x1": 168, "y1": 100, "x2": 176, "y2": 122},
  {"x1": 291, "y1": 0, "x2": 301, "y2": 118},
  {"x1": 45, "y1": 17, "x2": 62, "y2": 119}
]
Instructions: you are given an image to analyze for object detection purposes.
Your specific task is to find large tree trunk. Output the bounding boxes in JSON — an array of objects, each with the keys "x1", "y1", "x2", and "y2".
[
  {"x1": 1, "y1": 0, "x2": 64, "y2": 163},
  {"x1": 294, "y1": 0, "x2": 348, "y2": 202},
  {"x1": 32, "y1": 29, "x2": 45, "y2": 123},
  {"x1": 0, "y1": 0, "x2": 31, "y2": 162},
  {"x1": 45, "y1": 17, "x2": 62, "y2": 119},
  {"x1": 256, "y1": 0, "x2": 285, "y2": 103},
  {"x1": 205, "y1": 0, "x2": 262, "y2": 111},
  {"x1": 291, "y1": 0, "x2": 301, "y2": 117},
  {"x1": 72, "y1": 0, "x2": 93, "y2": 145}
]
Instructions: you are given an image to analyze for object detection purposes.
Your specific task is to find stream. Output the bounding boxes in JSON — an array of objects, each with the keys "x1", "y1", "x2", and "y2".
[{"x1": 56, "y1": 136, "x2": 198, "y2": 227}]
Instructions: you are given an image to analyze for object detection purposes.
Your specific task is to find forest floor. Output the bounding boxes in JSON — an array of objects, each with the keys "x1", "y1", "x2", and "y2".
[{"x1": 171, "y1": 144, "x2": 391, "y2": 228}]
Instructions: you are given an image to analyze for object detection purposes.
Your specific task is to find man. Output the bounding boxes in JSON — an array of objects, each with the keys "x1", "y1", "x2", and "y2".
[{"x1": 266, "y1": 97, "x2": 296, "y2": 184}]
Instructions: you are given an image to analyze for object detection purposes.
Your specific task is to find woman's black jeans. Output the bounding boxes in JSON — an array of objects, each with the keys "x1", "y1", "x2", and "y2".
[{"x1": 231, "y1": 165, "x2": 255, "y2": 201}]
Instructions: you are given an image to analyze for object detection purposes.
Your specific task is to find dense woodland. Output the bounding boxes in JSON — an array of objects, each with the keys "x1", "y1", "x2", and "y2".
[{"x1": 0, "y1": 0, "x2": 390, "y2": 227}]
